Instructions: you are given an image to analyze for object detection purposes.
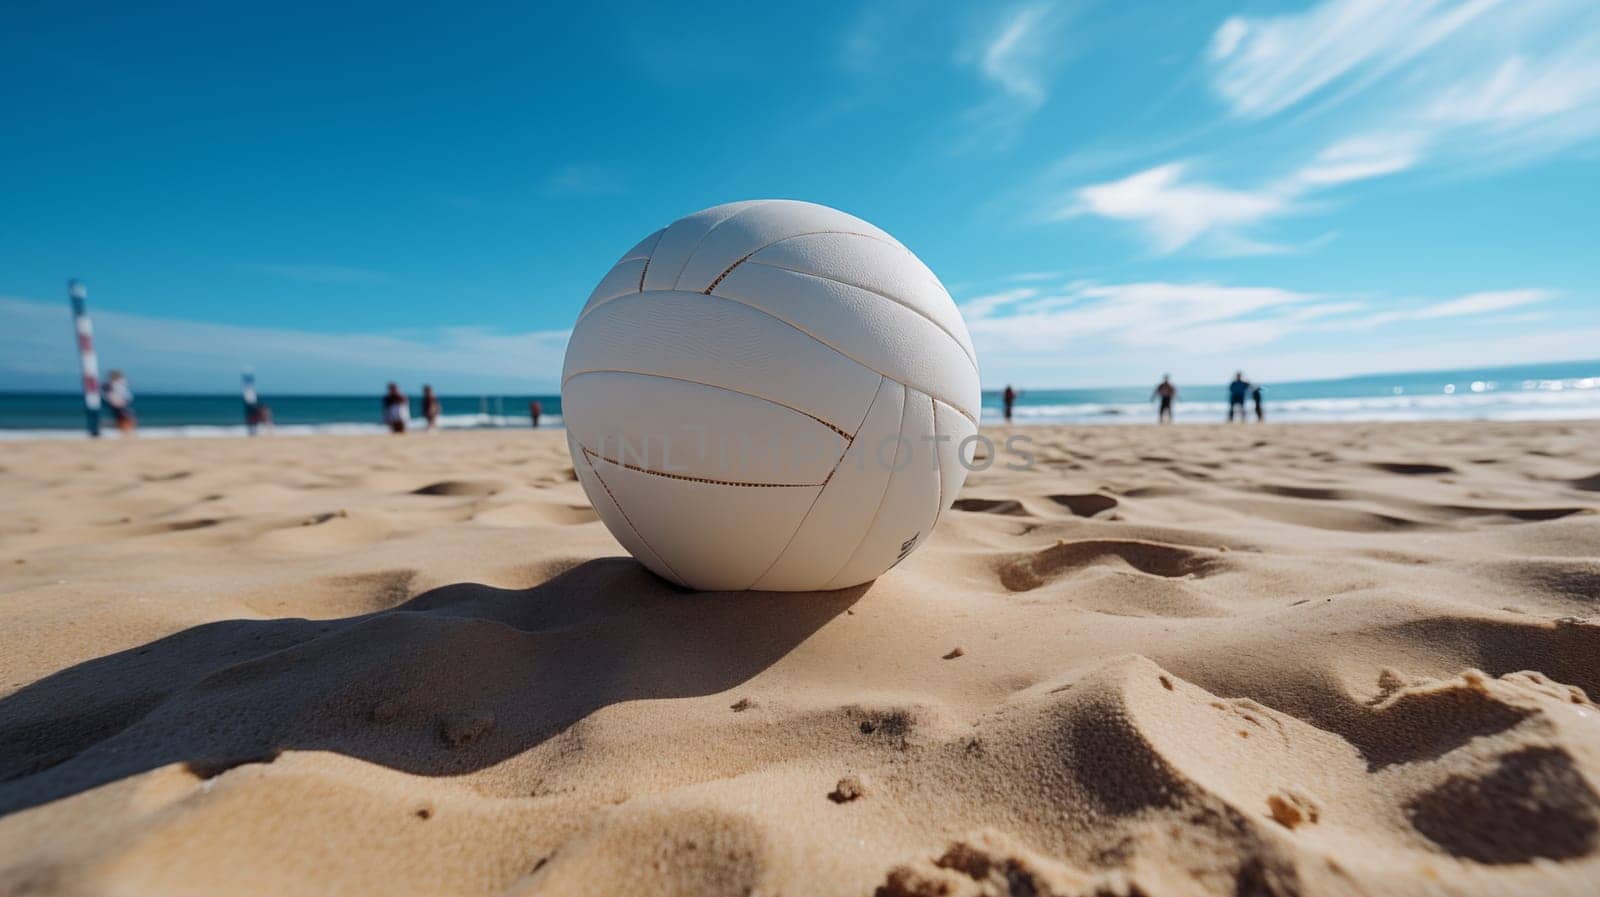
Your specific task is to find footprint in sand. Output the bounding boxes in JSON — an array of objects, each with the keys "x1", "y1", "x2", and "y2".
[
  {"x1": 951, "y1": 498, "x2": 1027, "y2": 516},
  {"x1": 1044, "y1": 493, "x2": 1118, "y2": 518},
  {"x1": 1369, "y1": 462, "x2": 1457, "y2": 475},
  {"x1": 997, "y1": 539, "x2": 1220, "y2": 592},
  {"x1": 411, "y1": 480, "x2": 502, "y2": 496}
]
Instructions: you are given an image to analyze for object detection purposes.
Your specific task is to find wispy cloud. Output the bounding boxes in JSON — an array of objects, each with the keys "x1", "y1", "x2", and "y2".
[
  {"x1": 1059, "y1": 0, "x2": 1600, "y2": 252},
  {"x1": 1208, "y1": 0, "x2": 1500, "y2": 119},
  {"x1": 1347, "y1": 289, "x2": 1554, "y2": 327},
  {"x1": 1064, "y1": 164, "x2": 1291, "y2": 254},
  {"x1": 0, "y1": 296, "x2": 569, "y2": 392},
  {"x1": 1291, "y1": 132, "x2": 1426, "y2": 186},
  {"x1": 247, "y1": 264, "x2": 391, "y2": 285},
  {"x1": 959, "y1": 3, "x2": 1072, "y2": 147},
  {"x1": 541, "y1": 164, "x2": 626, "y2": 197},
  {"x1": 965, "y1": 280, "x2": 1319, "y2": 355},
  {"x1": 962, "y1": 279, "x2": 1560, "y2": 377}
]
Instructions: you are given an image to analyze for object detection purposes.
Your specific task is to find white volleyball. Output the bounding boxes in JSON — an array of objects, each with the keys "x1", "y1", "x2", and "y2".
[{"x1": 562, "y1": 200, "x2": 980, "y2": 591}]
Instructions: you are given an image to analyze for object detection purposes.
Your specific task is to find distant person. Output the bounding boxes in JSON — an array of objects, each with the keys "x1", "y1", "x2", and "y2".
[
  {"x1": 242, "y1": 371, "x2": 262, "y2": 435},
  {"x1": 1252, "y1": 384, "x2": 1265, "y2": 422},
  {"x1": 1228, "y1": 372, "x2": 1251, "y2": 422},
  {"x1": 1152, "y1": 375, "x2": 1177, "y2": 424},
  {"x1": 529, "y1": 399, "x2": 543, "y2": 429},
  {"x1": 1002, "y1": 385, "x2": 1019, "y2": 422},
  {"x1": 246, "y1": 402, "x2": 273, "y2": 434},
  {"x1": 422, "y1": 385, "x2": 442, "y2": 431},
  {"x1": 102, "y1": 370, "x2": 136, "y2": 435},
  {"x1": 383, "y1": 382, "x2": 410, "y2": 434}
]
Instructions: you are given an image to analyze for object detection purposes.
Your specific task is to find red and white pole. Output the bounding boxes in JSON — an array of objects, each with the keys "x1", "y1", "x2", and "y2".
[{"x1": 69, "y1": 279, "x2": 102, "y2": 438}]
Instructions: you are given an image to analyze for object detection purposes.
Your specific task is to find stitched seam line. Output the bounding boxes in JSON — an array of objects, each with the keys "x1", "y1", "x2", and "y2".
[
  {"x1": 740, "y1": 259, "x2": 979, "y2": 372},
  {"x1": 562, "y1": 368, "x2": 852, "y2": 439},
  {"x1": 582, "y1": 445, "x2": 822, "y2": 488},
  {"x1": 582, "y1": 447, "x2": 686, "y2": 585},
  {"x1": 743, "y1": 375, "x2": 886, "y2": 590}
]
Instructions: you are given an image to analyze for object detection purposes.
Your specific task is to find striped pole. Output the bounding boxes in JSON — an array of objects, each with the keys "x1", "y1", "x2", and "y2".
[{"x1": 68, "y1": 279, "x2": 102, "y2": 438}]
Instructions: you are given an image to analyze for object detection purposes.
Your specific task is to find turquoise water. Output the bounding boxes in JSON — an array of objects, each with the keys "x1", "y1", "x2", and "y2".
[{"x1": 2, "y1": 360, "x2": 1597, "y2": 438}]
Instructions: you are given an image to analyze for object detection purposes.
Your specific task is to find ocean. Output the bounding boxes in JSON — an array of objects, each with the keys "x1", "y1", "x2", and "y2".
[{"x1": 2, "y1": 360, "x2": 1598, "y2": 439}]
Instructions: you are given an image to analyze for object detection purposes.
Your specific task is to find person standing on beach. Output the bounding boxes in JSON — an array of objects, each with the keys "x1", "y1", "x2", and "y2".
[
  {"x1": 1152, "y1": 375, "x2": 1177, "y2": 424},
  {"x1": 1252, "y1": 384, "x2": 1265, "y2": 422},
  {"x1": 1002, "y1": 385, "x2": 1019, "y2": 422},
  {"x1": 383, "y1": 382, "x2": 410, "y2": 434},
  {"x1": 529, "y1": 399, "x2": 542, "y2": 429},
  {"x1": 422, "y1": 385, "x2": 442, "y2": 432},
  {"x1": 1228, "y1": 372, "x2": 1251, "y2": 422},
  {"x1": 102, "y1": 371, "x2": 136, "y2": 435}
]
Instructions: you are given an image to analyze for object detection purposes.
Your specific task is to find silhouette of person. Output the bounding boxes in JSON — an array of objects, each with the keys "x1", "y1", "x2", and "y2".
[
  {"x1": 383, "y1": 382, "x2": 409, "y2": 434},
  {"x1": 1252, "y1": 384, "x2": 1265, "y2": 422},
  {"x1": 529, "y1": 399, "x2": 543, "y2": 429},
  {"x1": 1002, "y1": 385, "x2": 1019, "y2": 422},
  {"x1": 1152, "y1": 375, "x2": 1177, "y2": 424},
  {"x1": 1228, "y1": 372, "x2": 1251, "y2": 422},
  {"x1": 422, "y1": 385, "x2": 442, "y2": 431},
  {"x1": 102, "y1": 371, "x2": 136, "y2": 435}
]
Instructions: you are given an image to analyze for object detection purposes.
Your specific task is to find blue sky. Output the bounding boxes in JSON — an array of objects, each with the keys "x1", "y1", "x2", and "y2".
[{"x1": 3, "y1": 0, "x2": 1598, "y2": 393}]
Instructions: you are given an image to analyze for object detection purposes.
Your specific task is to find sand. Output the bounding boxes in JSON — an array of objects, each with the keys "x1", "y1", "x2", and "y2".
[{"x1": 1, "y1": 420, "x2": 1598, "y2": 896}]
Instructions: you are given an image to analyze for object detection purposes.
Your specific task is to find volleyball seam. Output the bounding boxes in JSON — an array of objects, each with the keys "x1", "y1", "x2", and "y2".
[
  {"x1": 581, "y1": 445, "x2": 824, "y2": 488},
  {"x1": 562, "y1": 368, "x2": 853, "y2": 439}
]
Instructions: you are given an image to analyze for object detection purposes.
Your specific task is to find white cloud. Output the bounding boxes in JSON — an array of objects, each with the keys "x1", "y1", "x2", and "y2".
[
  {"x1": 979, "y1": 4, "x2": 1056, "y2": 106},
  {"x1": 1208, "y1": 0, "x2": 1503, "y2": 120},
  {"x1": 1330, "y1": 289, "x2": 1554, "y2": 328},
  {"x1": 967, "y1": 280, "x2": 1317, "y2": 354},
  {"x1": 0, "y1": 296, "x2": 570, "y2": 393},
  {"x1": 962, "y1": 278, "x2": 1566, "y2": 385},
  {"x1": 1291, "y1": 133, "x2": 1426, "y2": 186},
  {"x1": 1041, "y1": 1, "x2": 1599, "y2": 253},
  {"x1": 959, "y1": 3, "x2": 1070, "y2": 146},
  {"x1": 1412, "y1": 288, "x2": 1552, "y2": 318},
  {"x1": 959, "y1": 287, "x2": 1038, "y2": 321},
  {"x1": 1068, "y1": 163, "x2": 1291, "y2": 253}
]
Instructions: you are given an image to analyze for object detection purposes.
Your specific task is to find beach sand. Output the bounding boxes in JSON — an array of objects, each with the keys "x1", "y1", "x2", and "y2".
[{"x1": 2, "y1": 421, "x2": 1598, "y2": 896}]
